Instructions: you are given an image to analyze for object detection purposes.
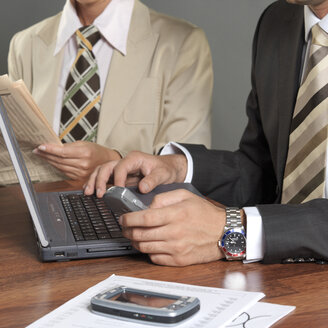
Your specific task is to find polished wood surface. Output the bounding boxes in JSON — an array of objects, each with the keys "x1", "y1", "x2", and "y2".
[{"x1": 0, "y1": 181, "x2": 328, "y2": 328}]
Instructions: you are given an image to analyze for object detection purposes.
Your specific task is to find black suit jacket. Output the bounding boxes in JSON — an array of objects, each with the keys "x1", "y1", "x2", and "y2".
[{"x1": 183, "y1": 0, "x2": 328, "y2": 263}]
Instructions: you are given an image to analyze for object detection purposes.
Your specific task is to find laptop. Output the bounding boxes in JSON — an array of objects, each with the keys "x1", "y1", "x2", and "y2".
[{"x1": 0, "y1": 96, "x2": 201, "y2": 261}]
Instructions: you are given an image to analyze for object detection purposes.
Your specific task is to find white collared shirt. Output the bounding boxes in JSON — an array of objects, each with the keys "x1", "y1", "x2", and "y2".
[
  {"x1": 52, "y1": 0, "x2": 134, "y2": 134},
  {"x1": 161, "y1": 5, "x2": 328, "y2": 263}
]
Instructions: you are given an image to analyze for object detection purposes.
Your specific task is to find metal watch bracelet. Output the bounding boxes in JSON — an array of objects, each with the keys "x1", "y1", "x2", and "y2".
[{"x1": 225, "y1": 207, "x2": 242, "y2": 229}]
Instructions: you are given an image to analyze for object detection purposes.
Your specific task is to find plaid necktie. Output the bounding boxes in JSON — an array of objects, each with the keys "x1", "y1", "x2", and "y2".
[
  {"x1": 282, "y1": 24, "x2": 328, "y2": 204},
  {"x1": 59, "y1": 25, "x2": 101, "y2": 143}
]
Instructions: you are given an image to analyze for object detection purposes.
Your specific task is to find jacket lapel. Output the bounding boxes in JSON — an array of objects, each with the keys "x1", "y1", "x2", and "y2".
[
  {"x1": 33, "y1": 13, "x2": 64, "y2": 124},
  {"x1": 97, "y1": 0, "x2": 159, "y2": 144},
  {"x1": 276, "y1": 5, "x2": 305, "y2": 190}
]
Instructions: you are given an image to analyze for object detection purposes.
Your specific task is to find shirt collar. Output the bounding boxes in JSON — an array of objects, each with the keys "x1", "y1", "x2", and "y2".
[
  {"x1": 304, "y1": 5, "x2": 328, "y2": 42},
  {"x1": 54, "y1": 0, "x2": 134, "y2": 56}
]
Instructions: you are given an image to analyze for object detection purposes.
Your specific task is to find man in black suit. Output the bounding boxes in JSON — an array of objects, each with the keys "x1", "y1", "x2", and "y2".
[{"x1": 85, "y1": 0, "x2": 328, "y2": 266}]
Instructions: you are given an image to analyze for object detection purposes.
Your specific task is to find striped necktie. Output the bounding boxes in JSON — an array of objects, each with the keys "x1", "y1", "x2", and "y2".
[
  {"x1": 59, "y1": 25, "x2": 101, "y2": 143},
  {"x1": 282, "y1": 24, "x2": 328, "y2": 204}
]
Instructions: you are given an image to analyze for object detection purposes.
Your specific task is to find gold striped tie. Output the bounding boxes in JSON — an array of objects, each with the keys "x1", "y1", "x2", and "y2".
[
  {"x1": 60, "y1": 25, "x2": 101, "y2": 143},
  {"x1": 282, "y1": 24, "x2": 328, "y2": 204}
]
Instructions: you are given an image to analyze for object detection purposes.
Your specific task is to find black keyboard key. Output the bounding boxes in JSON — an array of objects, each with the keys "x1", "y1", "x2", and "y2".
[
  {"x1": 110, "y1": 231, "x2": 123, "y2": 238},
  {"x1": 84, "y1": 236, "x2": 98, "y2": 241},
  {"x1": 97, "y1": 233, "x2": 111, "y2": 239}
]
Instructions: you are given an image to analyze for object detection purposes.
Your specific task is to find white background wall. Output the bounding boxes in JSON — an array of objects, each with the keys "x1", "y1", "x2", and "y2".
[{"x1": 0, "y1": 0, "x2": 275, "y2": 150}]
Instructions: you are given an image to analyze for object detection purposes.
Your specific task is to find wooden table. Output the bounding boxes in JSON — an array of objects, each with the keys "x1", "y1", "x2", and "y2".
[{"x1": 0, "y1": 181, "x2": 327, "y2": 328}]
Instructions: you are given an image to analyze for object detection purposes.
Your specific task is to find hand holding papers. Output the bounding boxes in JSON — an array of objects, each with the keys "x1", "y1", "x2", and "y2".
[{"x1": 0, "y1": 75, "x2": 65, "y2": 184}]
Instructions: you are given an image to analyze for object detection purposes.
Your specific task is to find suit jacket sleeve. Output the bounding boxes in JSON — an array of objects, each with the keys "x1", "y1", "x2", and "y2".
[
  {"x1": 152, "y1": 27, "x2": 213, "y2": 154},
  {"x1": 257, "y1": 200, "x2": 328, "y2": 263},
  {"x1": 8, "y1": 30, "x2": 34, "y2": 92},
  {"x1": 8, "y1": 32, "x2": 23, "y2": 82}
]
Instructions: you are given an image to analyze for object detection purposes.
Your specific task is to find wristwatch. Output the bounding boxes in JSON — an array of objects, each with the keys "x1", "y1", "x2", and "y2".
[{"x1": 218, "y1": 207, "x2": 246, "y2": 260}]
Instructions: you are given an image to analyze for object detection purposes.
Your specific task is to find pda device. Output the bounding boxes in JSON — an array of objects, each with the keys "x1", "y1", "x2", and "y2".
[
  {"x1": 90, "y1": 286, "x2": 200, "y2": 325},
  {"x1": 104, "y1": 186, "x2": 148, "y2": 213},
  {"x1": 103, "y1": 183, "x2": 204, "y2": 216}
]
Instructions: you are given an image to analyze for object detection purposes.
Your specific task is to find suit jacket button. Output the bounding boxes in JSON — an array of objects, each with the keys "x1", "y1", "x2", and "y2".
[
  {"x1": 282, "y1": 258, "x2": 294, "y2": 263},
  {"x1": 316, "y1": 260, "x2": 327, "y2": 265}
]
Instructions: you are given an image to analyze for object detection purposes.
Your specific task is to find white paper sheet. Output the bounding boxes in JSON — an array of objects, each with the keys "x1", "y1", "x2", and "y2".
[
  {"x1": 26, "y1": 274, "x2": 265, "y2": 328},
  {"x1": 226, "y1": 302, "x2": 295, "y2": 328}
]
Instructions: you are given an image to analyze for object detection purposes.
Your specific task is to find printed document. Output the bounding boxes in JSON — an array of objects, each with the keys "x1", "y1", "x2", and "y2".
[{"x1": 26, "y1": 275, "x2": 294, "y2": 328}]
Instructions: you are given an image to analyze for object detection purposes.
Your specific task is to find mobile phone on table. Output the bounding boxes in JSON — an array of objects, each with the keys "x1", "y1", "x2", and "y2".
[{"x1": 90, "y1": 285, "x2": 200, "y2": 325}]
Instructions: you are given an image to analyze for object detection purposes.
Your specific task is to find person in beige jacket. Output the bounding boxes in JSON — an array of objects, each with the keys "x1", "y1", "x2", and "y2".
[{"x1": 8, "y1": 0, "x2": 213, "y2": 182}]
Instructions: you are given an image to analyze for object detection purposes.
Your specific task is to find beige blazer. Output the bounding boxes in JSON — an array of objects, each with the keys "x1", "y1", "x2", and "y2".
[{"x1": 8, "y1": 0, "x2": 213, "y2": 156}]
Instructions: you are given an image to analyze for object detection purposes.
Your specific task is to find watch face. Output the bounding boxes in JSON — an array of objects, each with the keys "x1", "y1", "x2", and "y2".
[{"x1": 221, "y1": 230, "x2": 246, "y2": 257}]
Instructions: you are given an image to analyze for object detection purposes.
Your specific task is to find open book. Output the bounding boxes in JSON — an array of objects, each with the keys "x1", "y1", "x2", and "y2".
[{"x1": 0, "y1": 75, "x2": 66, "y2": 185}]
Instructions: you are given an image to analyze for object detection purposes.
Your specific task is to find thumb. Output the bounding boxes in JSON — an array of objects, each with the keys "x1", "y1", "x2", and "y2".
[
  {"x1": 149, "y1": 189, "x2": 195, "y2": 208},
  {"x1": 138, "y1": 167, "x2": 173, "y2": 193}
]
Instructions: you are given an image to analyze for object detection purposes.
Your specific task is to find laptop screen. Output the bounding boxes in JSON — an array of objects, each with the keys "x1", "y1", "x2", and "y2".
[{"x1": 0, "y1": 96, "x2": 49, "y2": 247}]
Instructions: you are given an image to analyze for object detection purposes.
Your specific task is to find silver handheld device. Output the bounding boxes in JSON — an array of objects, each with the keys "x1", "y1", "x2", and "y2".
[
  {"x1": 104, "y1": 186, "x2": 148, "y2": 214},
  {"x1": 90, "y1": 285, "x2": 200, "y2": 325}
]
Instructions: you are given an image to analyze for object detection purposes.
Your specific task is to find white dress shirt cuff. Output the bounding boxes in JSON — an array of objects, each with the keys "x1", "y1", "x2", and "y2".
[
  {"x1": 243, "y1": 206, "x2": 265, "y2": 263},
  {"x1": 160, "y1": 142, "x2": 193, "y2": 183}
]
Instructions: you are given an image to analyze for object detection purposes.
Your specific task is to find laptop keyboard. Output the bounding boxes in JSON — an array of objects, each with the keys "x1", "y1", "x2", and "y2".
[{"x1": 60, "y1": 193, "x2": 123, "y2": 241}]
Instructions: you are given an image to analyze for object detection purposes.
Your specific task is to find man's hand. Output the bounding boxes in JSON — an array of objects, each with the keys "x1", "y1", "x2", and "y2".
[
  {"x1": 33, "y1": 141, "x2": 121, "y2": 181},
  {"x1": 84, "y1": 151, "x2": 188, "y2": 197},
  {"x1": 119, "y1": 189, "x2": 225, "y2": 266}
]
